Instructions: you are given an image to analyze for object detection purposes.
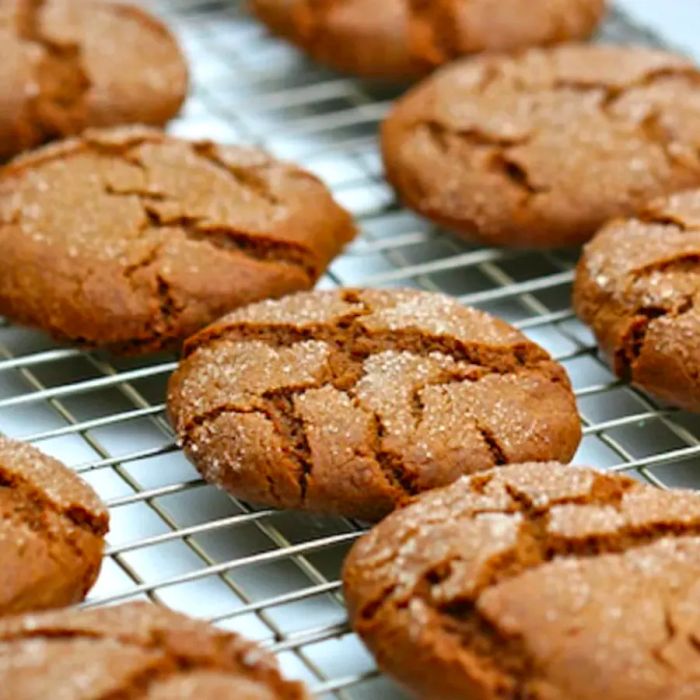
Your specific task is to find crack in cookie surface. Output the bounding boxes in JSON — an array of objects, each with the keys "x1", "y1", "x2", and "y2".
[
  {"x1": 168, "y1": 289, "x2": 581, "y2": 520},
  {"x1": 15, "y1": 0, "x2": 90, "y2": 141},
  {"x1": 0, "y1": 602, "x2": 308, "y2": 699},
  {"x1": 0, "y1": 128, "x2": 354, "y2": 353},
  {"x1": 405, "y1": 0, "x2": 606, "y2": 61},
  {"x1": 251, "y1": 0, "x2": 604, "y2": 79},
  {"x1": 181, "y1": 366, "x2": 499, "y2": 506},
  {"x1": 574, "y1": 188, "x2": 700, "y2": 411},
  {"x1": 383, "y1": 45, "x2": 700, "y2": 247},
  {"x1": 0, "y1": 0, "x2": 187, "y2": 160},
  {"x1": 344, "y1": 463, "x2": 700, "y2": 699},
  {"x1": 0, "y1": 438, "x2": 107, "y2": 616}
]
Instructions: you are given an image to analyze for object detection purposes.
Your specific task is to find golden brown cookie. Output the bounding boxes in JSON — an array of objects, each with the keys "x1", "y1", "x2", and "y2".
[
  {"x1": 382, "y1": 44, "x2": 700, "y2": 248},
  {"x1": 0, "y1": 437, "x2": 108, "y2": 615},
  {"x1": 344, "y1": 461, "x2": 700, "y2": 700},
  {"x1": 574, "y1": 189, "x2": 700, "y2": 412},
  {"x1": 250, "y1": 0, "x2": 606, "y2": 80},
  {"x1": 0, "y1": 602, "x2": 309, "y2": 699},
  {"x1": 0, "y1": 127, "x2": 356, "y2": 354},
  {"x1": 167, "y1": 288, "x2": 581, "y2": 521},
  {"x1": 0, "y1": 0, "x2": 188, "y2": 160}
]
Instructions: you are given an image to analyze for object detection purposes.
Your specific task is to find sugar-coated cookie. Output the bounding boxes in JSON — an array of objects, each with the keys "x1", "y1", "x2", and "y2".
[
  {"x1": 383, "y1": 44, "x2": 700, "y2": 247},
  {"x1": 344, "y1": 461, "x2": 700, "y2": 699},
  {"x1": 0, "y1": 0, "x2": 187, "y2": 159},
  {"x1": 0, "y1": 127, "x2": 356, "y2": 353},
  {"x1": 0, "y1": 602, "x2": 309, "y2": 699},
  {"x1": 168, "y1": 288, "x2": 581, "y2": 521},
  {"x1": 251, "y1": 0, "x2": 606, "y2": 80},
  {"x1": 0, "y1": 437, "x2": 108, "y2": 615},
  {"x1": 574, "y1": 188, "x2": 700, "y2": 411}
]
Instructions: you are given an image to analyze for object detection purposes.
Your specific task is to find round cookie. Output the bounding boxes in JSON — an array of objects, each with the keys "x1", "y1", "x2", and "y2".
[
  {"x1": 0, "y1": 437, "x2": 108, "y2": 615},
  {"x1": 250, "y1": 0, "x2": 606, "y2": 80},
  {"x1": 382, "y1": 44, "x2": 700, "y2": 248},
  {"x1": 0, "y1": 0, "x2": 187, "y2": 161},
  {"x1": 167, "y1": 288, "x2": 581, "y2": 521},
  {"x1": 0, "y1": 127, "x2": 356, "y2": 354},
  {"x1": 344, "y1": 461, "x2": 700, "y2": 700},
  {"x1": 0, "y1": 602, "x2": 309, "y2": 699},
  {"x1": 574, "y1": 189, "x2": 700, "y2": 412}
]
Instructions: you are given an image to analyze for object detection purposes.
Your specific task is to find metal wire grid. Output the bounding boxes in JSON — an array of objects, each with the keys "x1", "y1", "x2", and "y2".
[{"x1": 0, "y1": 2, "x2": 699, "y2": 697}]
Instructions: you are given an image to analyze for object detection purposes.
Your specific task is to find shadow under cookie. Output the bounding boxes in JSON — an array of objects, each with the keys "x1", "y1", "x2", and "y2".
[{"x1": 167, "y1": 288, "x2": 581, "y2": 521}]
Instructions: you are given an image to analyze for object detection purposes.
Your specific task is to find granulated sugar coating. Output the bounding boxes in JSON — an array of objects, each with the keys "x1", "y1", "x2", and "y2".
[
  {"x1": 343, "y1": 462, "x2": 700, "y2": 700},
  {"x1": 0, "y1": 0, "x2": 188, "y2": 160},
  {"x1": 574, "y1": 187, "x2": 700, "y2": 412},
  {"x1": 382, "y1": 44, "x2": 700, "y2": 248},
  {"x1": 167, "y1": 288, "x2": 580, "y2": 521},
  {"x1": 0, "y1": 126, "x2": 355, "y2": 354},
  {"x1": 0, "y1": 437, "x2": 108, "y2": 615},
  {"x1": 0, "y1": 602, "x2": 309, "y2": 699}
]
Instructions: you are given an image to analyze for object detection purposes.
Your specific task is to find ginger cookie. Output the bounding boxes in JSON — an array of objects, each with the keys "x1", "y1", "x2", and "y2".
[
  {"x1": 344, "y1": 461, "x2": 700, "y2": 700},
  {"x1": 382, "y1": 44, "x2": 700, "y2": 247},
  {"x1": 574, "y1": 189, "x2": 700, "y2": 412},
  {"x1": 0, "y1": 437, "x2": 108, "y2": 615},
  {"x1": 250, "y1": 0, "x2": 606, "y2": 80},
  {"x1": 0, "y1": 127, "x2": 356, "y2": 354},
  {"x1": 0, "y1": 0, "x2": 187, "y2": 160},
  {"x1": 0, "y1": 602, "x2": 309, "y2": 699},
  {"x1": 167, "y1": 289, "x2": 581, "y2": 521}
]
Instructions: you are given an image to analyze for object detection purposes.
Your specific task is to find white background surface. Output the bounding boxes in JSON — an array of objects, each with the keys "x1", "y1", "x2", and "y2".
[{"x1": 617, "y1": 0, "x2": 700, "y2": 58}]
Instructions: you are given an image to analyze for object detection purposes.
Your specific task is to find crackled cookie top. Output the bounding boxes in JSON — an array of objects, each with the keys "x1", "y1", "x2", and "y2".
[
  {"x1": 167, "y1": 289, "x2": 581, "y2": 521},
  {"x1": 0, "y1": 127, "x2": 355, "y2": 353},
  {"x1": 0, "y1": 437, "x2": 108, "y2": 615},
  {"x1": 382, "y1": 44, "x2": 700, "y2": 247},
  {"x1": 251, "y1": 0, "x2": 605, "y2": 79},
  {"x1": 574, "y1": 188, "x2": 700, "y2": 412},
  {"x1": 0, "y1": 0, "x2": 187, "y2": 160},
  {"x1": 0, "y1": 602, "x2": 309, "y2": 699},
  {"x1": 344, "y1": 462, "x2": 700, "y2": 700}
]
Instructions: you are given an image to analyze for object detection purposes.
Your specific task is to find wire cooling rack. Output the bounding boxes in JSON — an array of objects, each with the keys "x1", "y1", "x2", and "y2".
[{"x1": 1, "y1": 2, "x2": 699, "y2": 697}]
